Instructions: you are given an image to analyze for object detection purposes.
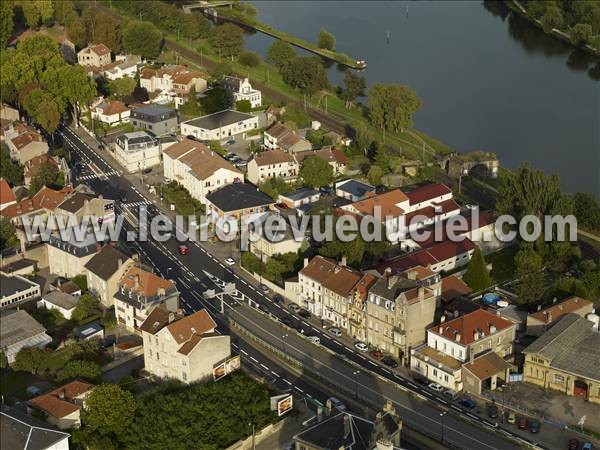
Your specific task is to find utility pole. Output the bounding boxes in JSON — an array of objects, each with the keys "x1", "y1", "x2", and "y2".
[{"x1": 303, "y1": 94, "x2": 306, "y2": 111}]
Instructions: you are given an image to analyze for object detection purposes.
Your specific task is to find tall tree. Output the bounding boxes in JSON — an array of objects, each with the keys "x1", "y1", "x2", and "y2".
[
  {"x1": 0, "y1": 0, "x2": 14, "y2": 49},
  {"x1": 21, "y1": 0, "x2": 53, "y2": 29},
  {"x1": 122, "y1": 20, "x2": 163, "y2": 59},
  {"x1": 108, "y1": 77, "x2": 136, "y2": 98},
  {"x1": 342, "y1": 71, "x2": 366, "y2": 108},
  {"x1": 12, "y1": 347, "x2": 51, "y2": 374},
  {"x1": 0, "y1": 144, "x2": 24, "y2": 185},
  {"x1": 29, "y1": 161, "x2": 60, "y2": 195},
  {"x1": 86, "y1": 10, "x2": 122, "y2": 52},
  {"x1": 573, "y1": 192, "x2": 600, "y2": 231},
  {"x1": 462, "y1": 247, "x2": 492, "y2": 291},
  {"x1": 53, "y1": 0, "x2": 76, "y2": 27},
  {"x1": 82, "y1": 384, "x2": 136, "y2": 443},
  {"x1": 299, "y1": 156, "x2": 333, "y2": 188},
  {"x1": 368, "y1": 83, "x2": 421, "y2": 134},
  {"x1": 66, "y1": 16, "x2": 87, "y2": 48},
  {"x1": 267, "y1": 40, "x2": 296, "y2": 68},
  {"x1": 0, "y1": 217, "x2": 19, "y2": 250},
  {"x1": 208, "y1": 23, "x2": 244, "y2": 59},
  {"x1": 570, "y1": 23, "x2": 593, "y2": 45},
  {"x1": 541, "y1": 6, "x2": 564, "y2": 33},
  {"x1": 71, "y1": 294, "x2": 100, "y2": 323},
  {"x1": 513, "y1": 245, "x2": 547, "y2": 305},
  {"x1": 280, "y1": 56, "x2": 329, "y2": 95},
  {"x1": 317, "y1": 28, "x2": 336, "y2": 50}
]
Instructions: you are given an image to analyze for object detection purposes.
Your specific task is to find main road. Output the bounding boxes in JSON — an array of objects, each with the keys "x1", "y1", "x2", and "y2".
[{"x1": 57, "y1": 125, "x2": 566, "y2": 450}]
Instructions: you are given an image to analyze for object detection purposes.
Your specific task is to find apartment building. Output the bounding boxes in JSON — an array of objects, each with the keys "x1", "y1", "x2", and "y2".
[
  {"x1": 246, "y1": 149, "x2": 298, "y2": 185},
  {"x1": 140, "y1": 307, "x2": 231, "y2": 383},
  {"x1": 130, "y1": 105, "x2": 179, "y2": 135},
  {"x1": 0, "y1": 272, "x2": 41, "y2": 310},
  {"x1": 77, "y1": 44, "x2": 111, "y2": 68},
  {"x1": 84, "y1": 245, "x2": 133, "y2": 308},
  {"x1": 114, "y1": 131, "x2": 161, "y2": 173},
  {"x1": 181, "y1": 110, "x2": 258, "y2": 141},
  {"x1": 2, "y1": 121, "x2": 49, "y2": 164},
  {"x1": 347, "y1": 273, "x2": 378, "y2": 341},
  {"x1": 263, "y1": 122, "x2": 311, "y2": 153},
  {"x1": 55, "y1": 192, "x2": 115, "y2": 224},
  {"x1": 47, "y1": 229, "x2": 101, "y2": 278},
  {"x1": 223, "y1": 76, "x2": 262, "y2": 108}
]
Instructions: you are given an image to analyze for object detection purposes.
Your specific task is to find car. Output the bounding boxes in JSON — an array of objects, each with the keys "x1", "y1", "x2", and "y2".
[
  {"x1": 307, "y1": 336, "x2": 320, "y2": 345},
  {"x1": 517, "y1": 417, "x2": 528, "y2": 430},
  {"x1": 101, "y1": 335, "x2": 116, "y2": 349},
  {"x1": 288, "y1": 304, "x2": 301, "y2": 313},
  {"x1": 381, "y1": 356, "x2": 398, "y2": 368},
  {"x1": 507, "y1": 411, "x2": 516, "y2": 424},
  {"x1": 235, "y1": 160, "x2": 248, "y2": 167},
  {"x1": 298, "y1": 309, "x2": 311, "y2": 319},
  {"x1": 319, "y1": 186, "x2": 333, "y2": 195},
  {"x1": 354, "y1": 342, "x2": 369, "y2": 352},
  {"x1": 414, "y1": 376, "x2": 429, "y2": 386},
  {"x1": 581, "y1": 443, "x2": 593, "y2": 450},
  {"x1": 226, "y1": 139, "x2": 236, "y2": 145},
  {"x1": 569, "y1": 439, "x2": 580, "y2": 450},
  {"x1": 328, "y1": 327, "x2": 342, "y2": 337},
  {"x1": 258, "y1": 284, "x2": 269, "y2": 294},
  {"x1": 226, "y1": 152, "x2": 235, "y2": 158},
  {"x1": 327, "y1": 397, "x2": 346, "y2": 411},
  {"x1": 281, "y1": 317, "x2": 295, "y2": 328},
  {"x1": 120, "y1": 196, "x2": 128, "y2": 203},
  {"x1": 178, "y1": 244, "x2": 189, "y2": 255},
  {"x1": 458, "y1": 398, "x2": 476, "y2": 410},
  {"x1": 487, "y1": 404, "x2": 499, "y2": 419},
  {"x1": 528, "y1": 419, "x2": 540, "y2": 433},
  {"x1": 224, "y1": 257, "x2": 235, "y2": 266},
  {"x1": 428, "y1": 383, "x2": 444, "y2": 392},
  {"x1": 369, "y1": 349, "x2": 384, "y2": 360},
  {"x1": 272, "y1": 294, "x2": 283, "y2": 304},
  {"x1": 142, "y1": 167, "x2": 152, "y2": 174},
  {"x1": 443, "y1": 389, "x2": 458, "y2": 400},
  {"x1": 275, "y1": 202, "x2": 289, "y2": 209}
]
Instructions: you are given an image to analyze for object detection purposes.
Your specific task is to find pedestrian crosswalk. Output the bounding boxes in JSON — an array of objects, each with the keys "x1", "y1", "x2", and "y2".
[
  {"x1": 124, "y1": 200, "x2": 152, "y2": 208},
  {"x1": 76, "y1": 170, "x2": 120, "y2": 181}
]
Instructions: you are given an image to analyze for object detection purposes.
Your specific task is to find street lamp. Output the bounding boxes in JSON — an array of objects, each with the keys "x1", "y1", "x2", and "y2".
[
  {"x1": 353, "y1": 370, "x2": 360, "y2": 398},
  {"x1": 440, "y1": 411, "x2": 447, "y2": 444},
  {"x1": 167, "y1": 267, "x2": 173, "y2": 279},
  {"x1": 281, "y1": 334, "x2": 288, "y2": 356}
]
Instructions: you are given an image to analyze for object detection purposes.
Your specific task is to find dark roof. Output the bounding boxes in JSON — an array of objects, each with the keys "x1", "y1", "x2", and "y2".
[
  {"x1": 337, "y1": 179, "x2": 375, "y2": 198},
  {"x1": 41, "y1": 291, "x2": 78, "y2": 310},
  {"x1": 74, "y1": 321, "x2": 103, "y2": 339},
  {"x1": 0, "y1": 258, "x2": 36, "y2": 273},
  {"x1": 1, "y1": 406, "x2": 70, "y2": 450},
  {"x1": 281, "y1": 187, "x2": 318, "y2": 202},
  {"x1": 131, "y1": 105, "x2": 178, "y2": 123},
  {"x1": 0, "y1": 274, "x2": 39, "y2": 298},
  {"x1": 57, "y1": 193, "x2": 93, "y2": 214},
  {"x1": 369, "y1": 276, "x2": 417, "y2": 301},
  {"x1": 84, "y1": 245, "x2": 129, "y2": 280},
  {"x1": 184, "y1": 109, "x2": 255, "y2": 130},
  {"x1": 206, "y1": 183, "x2": 274, "y2": 213}
]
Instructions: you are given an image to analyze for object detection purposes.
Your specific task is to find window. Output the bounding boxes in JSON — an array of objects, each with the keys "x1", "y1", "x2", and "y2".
[
  {"x1": 554, "y1": 373, "x2": 565, "y2": 384},
  {"x1": 182, "y1": 372, "x2": 187, "y2": 381}
]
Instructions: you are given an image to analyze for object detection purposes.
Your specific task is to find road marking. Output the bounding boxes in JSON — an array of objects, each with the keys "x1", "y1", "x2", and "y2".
[
  {"x1": 250, "y1": 356, "x2": 258, "y2": 363},
  {"x1": 271, "y1": 371, "x2": 279, "y2": 377},
  {"x1": 240, "y1": 349, "x2": 248, "y2": 356},
  {"x1": 260, "y1": 364, "x2": 269, "y2": 370},
  {"x1": 283, "y1": 379, "x2": 292, "y2": 386},
  {"x1": 295, "y1": 387, "x2": 304, "y2": 393}
]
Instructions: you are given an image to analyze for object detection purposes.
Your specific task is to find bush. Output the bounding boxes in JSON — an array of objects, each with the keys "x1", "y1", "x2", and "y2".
[
  {"x1": 236, "y1": 99, "x2": 252, "y2": 113},
  {"x1": 463, "y1": 247, "x2": 492, "y2": 291},
  {"x1": 12, "y1": 347, "x2": 52, "y2": 374},
  {"x1": 241, "y1": 252, "x2": 264, "y2": 274},
  {"x1": 239, "y1": 50, "x2": 261, "y2": 67},
  {"x1": 56, "y1": 360, "x2": 101, "y2": 382},
  {"x1": 71, "y1": 275, "x2": 88, "y2": 292}
]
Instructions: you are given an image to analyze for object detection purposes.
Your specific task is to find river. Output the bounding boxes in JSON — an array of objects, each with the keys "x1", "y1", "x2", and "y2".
[{"x1": 240, "y1": 1, "x2": 599, "y2": 197}]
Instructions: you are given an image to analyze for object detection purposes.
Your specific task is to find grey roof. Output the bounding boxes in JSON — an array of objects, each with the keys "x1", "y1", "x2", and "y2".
[
  {"x1": 337, "y1": 179, "x2": 375, "y2": 198},
  {"x1": 84, "y1": 245, "x2": 129, "y2": 280},
  {"x1": 41, "y1": 290, "x2": 78, "y2": 311},
  {"x1": 0, "y1": 259, "x2": 36, "y2": 273},
  {"x1": 206, "y1": 183, "x2": 274, "y2": 213},
  {"x1": 0, "y1": 310, "x2": 47, "y2": 347},
  {"x1": 184, "y1": 109, "x2": 255, "y2": 130},
  {"x1": 74, "y1": 321, "x2": 103, "y2": 339},
  {"x1": 281, "y1": 187, "x2": 318, "y2": 202},
  {"x1": 222, "y1": 76, "x2": 242, "y2": 91},
  {"x1": 47, "y1": 229, "x2": 100, "y2": 257},
  {"x1": 1, "y1": 406, "x2": 70, "y2": 450},
  {"x1": 131, "y1": 105, "x2": 177, "y2": 123},
  {"x1": 369, "y1": 276, "x2": 418, "y2": 301},
  {"x1": 0, "y1": 274, "x2": 39, "y2": 298},
  {"x1": 57, "y1": 193, "x2": 93, "y2": 214},
  {"x1": 523, "y1": 314, "x2": 600, "y2": 381},
  {"x1": 115, "y1": 131, "x2": 158, "y2": 146}
]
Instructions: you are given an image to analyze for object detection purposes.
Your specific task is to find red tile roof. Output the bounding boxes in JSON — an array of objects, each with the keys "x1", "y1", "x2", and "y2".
[
  {"x1": 1, "y1": 186, "x2": 73, "y2": 219},
  {"x1": 529, "y1": 296, "x2": 592, "y2": 323},
  {"x1": 441, "y1": 275, "x2": 473, "y2": 301},
  {"x1": 30, "y1": 381, "x2": 94, "y2": 419},
  {"x1": 90, "y1": 43, "x2": 111, "y2": 56},
  {"x1": 95, "y1": 99, "x2": 129, "y2": 116},
  {"x1": 118, "y1": 267, "x2": 175, "y2": 298},
  {"x1": 166, "y1": 309, "x2": 217, "y2": 344},
  {"x1": 0, "y1": 178, "x2": 16, "y2": 206},
  {"x1": 404, "y1": 198, "x2": 461, "y2": 225},
  {"x1": 346, "y1": 189, "x2": 409, "y2": 218},
  {"x1": 406, "y1": 183, "x2": 452, "y2": 205},
  {"x1": 430, "y1": 309, "x2": 513, "y2": 345}
]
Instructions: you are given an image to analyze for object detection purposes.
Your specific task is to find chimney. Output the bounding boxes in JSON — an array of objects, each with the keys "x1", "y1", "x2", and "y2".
[
  {"x1": 489, "y1": 324, "x2": 497, "y2": 334},
  {"x1": 58, "y1": 390, "x2": 65, "y2": 400},
  {"x1": 496, "y1": 310, "x2": 501, "y2": 317},
  {"x1": 343, "y1": 414, "x2": 351, "y2": 439},
  {"x1": 387, "y1": 275, "x2": 398, "y2": 290},
  {"x1": 473, "y1": 330, "x2": 479, "y2": 341},
  {"x1": 559, "y1": 304, "x2": 563, "y2": 311},
  {"x1": 418, "y1": 286, "x2": 425, "y2": 301},
  {"x1": 384, "y1": 267, "x2": 392, "y2": 275},
  {"x1": 304, "y1": 257, "x2": 309, "y2": 268},
  {"x1": 133, "y1": 274, "x2": 140, "y2": 290},
  {"x1": 439, "y1": 325, "x2": 443, "y2": 334},
  {"x1": 537, "y1": 304, "x2": 542, "y2": 312},
  {"x1": 455, "y1": 332, "x2": 461, "y2": 342},
  {"x1": 574, "y1": 298, "x2": 579, "y2": 303},
  {"x1": 326, "y1": 398, "x2": 333, "y2": 416},
  {"x1": 341, "y1": 255, "x2": 347, "y2": 267},
  {"x1": 553, "y1": 297, "x2": 558, "y2": 304},
  {"x1": 548, "y1": 312, "x2": 553, "y2": 323},
  {"x1": 118, "y1": 258, "x2": 123, "y2": 267},
  {"x1": 440, "y1": 315, "x2": 446, "y2": 324},
  {"x1": 406, "y1": 269, "x2": 417, "y2": 280}
]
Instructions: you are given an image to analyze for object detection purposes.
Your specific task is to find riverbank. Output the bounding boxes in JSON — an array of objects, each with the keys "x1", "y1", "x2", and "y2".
[{"x1": 504, "y1": 0, "x2": 600, "y2": 57}]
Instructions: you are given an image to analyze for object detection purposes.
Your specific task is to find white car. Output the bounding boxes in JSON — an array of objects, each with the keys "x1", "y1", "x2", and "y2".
[
  {"x1": 224, "y1": 257, "x2": 235, "y2": 266},
  {"x1": 328, "y1": 327, "x2": 342, "y2": 337},
  {"x1": 288, "y1": 304, "x2": 301, "y2": 313},
  {"x1": 307, "y1": 336, "x2": 320, "y2": 345},
  {"x1": 428, "y1": 383, "x2": 444, "y2": 392},
  {"x1": 354, "y1": 342, "x2": 369, "y2": 352}
]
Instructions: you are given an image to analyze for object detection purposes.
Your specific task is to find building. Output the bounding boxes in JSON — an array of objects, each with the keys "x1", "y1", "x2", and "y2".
[
  {"x1": 222, "y1": 76, "x2": 262, "y2": 108},
  {"x1": 246, "y1": 149, "x2": 298, "y2": 185},
  {"x1": 140, "y1": 307, "x2": 231, "y2": 383},
  {"x1": 24, "y1": 154, "x2": 69, "y2": 189},
  {"x1": 295, "y1": 148, "x2": 348, "y2": 176},
  {"x1": 37, "y1": 290, "x2": 78, "y2": 320},
  {"x1": 0, "y1": 258, "x2": 36, "y2": 276},
  {"x1": 91, "y1": 99, "x2": 130, "y2": 126},
  {"x1": 85, "y1": 244, "x2": 133, "y2": 308},
  {"x1": 0, "y1": 309, "x2": 52, "y2": 364},
  {"x1": 162, "y1": 138, "x2": 242, "y2": 203},
  {"x1": 0, "y1": 178, "x2": 16, "y2": 211},
  {"x1": 0, "y1": 272, "x2": 41, "y2": 309},
  {"x1": 77, "y1": 43, "x2": 111, "y2": 68},
  {"x1": 440, "y1": 275, "x2": 473, "y2": 303},
  {"x1": 181, "y1": 110, "x2": 259, "y2": 141},
  {"x1": 102, "y1": 54, "x2": 142, "y2": 80},
  {"x1": 523, "y1": 313, "x2": 600, "y2": 404},
  {"x1": 2, "y1": 121, "x2": 49, "y2": 164},
  {"x1": 29, "y1": 381, "x2": 95, "y2": 430},
  {"x1": 114, "y1": 131, "x2": 161, "y2": 173},
  {"x1": 347, "y1": 273, "x2": 378, "y2": 342},
  {"x1": 0, "y1": 103, "x2": 19, "y2": 121},
  {"x1": 335, "y1": 179, "x2": 375, "y2": 202},
  {"x1": 278, "y1": 187, "x2": 320, "y2": 209},
  {"x1": 55, "y1": 192, "x2": 115, "y2": 224},
  {"x1": 140, "y1": 65, "x2": 207, "y2": 106},
  {"x1": 462, "y1": 351, "x2": 513, "y2": 395},
  {"x1": 263, "y1": 122, "x2": 312, "y2": 153},
  {"x1": 205, "y1": 183, "x2": 275, "y2": 229},
  {"x1": 249, "y1": 217, "x2": 305, "y2": 262},
  {"x1": 113, "y1": 267, "x2": 179, "y2": 332},
  {"x1": 1, "y1": 406, "x2": 70, "y2": 450},
  {"x1": 74, "y1": 322, "x2": 104, "y2": 341},
  {"x1": 47, "y1": 229, "x2": 101, "y2": 278},
  {"x1": 366, "y1": 269, "x2": 438, "y2": 364},
  {"x1": 526, "y1": 296, "x2": 594, "y2": 337},
  {"x1": 130, "y1": 105, "x2": 179, "y2": 135}
]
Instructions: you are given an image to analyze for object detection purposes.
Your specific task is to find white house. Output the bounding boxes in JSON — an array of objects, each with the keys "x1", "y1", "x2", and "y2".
[
  {"x1": 1, "y1": 273, "x2": 41, "y2": 310},
  {"x1": 102, "y1": 54, "x2": 142, "y2": 80},
  {"x1": 181, "y1": 110, "x2": 258, "y2": 142},
  {"x1": 37, "y1": 291, "x2": 78, "y2": 320},
  {"x1": 263, "y1": 122, "x2": 312, "y2": 153},
  {"x1": 223, "y1": 76, "x2": 262, "y2": 108},
  {"x1": 278, "y1": 187, "x2": 320, "y2": 209},
  {"x1": 114, "y1": 131, "x2": 161, "y2": 173},
  {"x1": 246, "y1": 149, "x2": 298, "y2": 185},
  {"x1": 91, "y1": 99, "x2": 130, "y2": 126}
]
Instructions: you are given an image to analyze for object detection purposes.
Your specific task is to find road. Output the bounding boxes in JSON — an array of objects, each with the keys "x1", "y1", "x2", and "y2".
[{"x1": 57, "y1": 125, "x2": 579, "y2": 450}]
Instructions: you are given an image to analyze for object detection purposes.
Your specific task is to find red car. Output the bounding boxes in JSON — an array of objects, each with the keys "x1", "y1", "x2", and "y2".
[
  {"x1": 178, "y1": 244, "x2": 189, "y2": 255},
  {"x1": 517, "y1": 417, "x2": 528, "y2": 430},
  {"x1": 369, "y1": 349, "x2": 384, "y2": 360},
  {"x1": 569, "y1": 439, "x2": 580, "y2": 450}
]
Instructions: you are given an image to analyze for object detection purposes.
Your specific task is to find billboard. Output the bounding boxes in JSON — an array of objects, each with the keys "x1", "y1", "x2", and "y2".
[
  {"x1": 270, "y1": 394, "x2": 293, "y2": 417},
  {"x1": 213, "y1": 355, "x2": 241, "y2": 381}
]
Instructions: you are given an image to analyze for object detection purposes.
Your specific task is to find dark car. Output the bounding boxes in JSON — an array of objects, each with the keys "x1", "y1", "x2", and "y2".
[
  {"x1": 381, "y1": 356, "x2": 398, "y2": 368},
  {"x1": 414, "y1": 376, "x2": 429, "y2": 386},
  {"x1": 569, "y1": 439, "x2": 580, "y2": 450},
  {"x1": 272, "y1": 294, "x2": 283, "y2": 304},
  {"x1": 142, "y1": 167, "x2": 152, "y2": 174},
  {"x1": 528, "y1": 420, "x2": 541, "y2": 433},
  {"x1": 101, "y1": 335, "x2": 116, "y2": 349},
  {"x1": 517, "y1": 417, "x2": 528, "y2": 430},
  {"x1": 487, "y1": 404, "x2": 499, "y2": 419},
  {"x1": 281, "y1": 317, "x2": 295, "y2": 328},
  {"x1": 298, "y1": 309, "x2": 311, "y2": 319},
  {"x1": 458, "y1": 398, "x2": 476, "y2": 410}
]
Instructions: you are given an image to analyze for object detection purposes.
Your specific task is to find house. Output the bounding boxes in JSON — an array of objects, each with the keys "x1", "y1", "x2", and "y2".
[
  {"x1": 0, "y1": 309, "x2": 52, "y2": 364},
  {"x1": 263, "y1": 122, "x2": 312, "y2": 153},
  {"x1": 102, "y1": 54, "x2": 142, "y2": 80},
  {"x1": 323, "y1": 130, "x2": 352, "y2": 147},
  {"x1": 47, "y1": 228, "x2": 102, "y2": 278},
  {"x1": 140, "y1": 65, "x2": 207, "y2": 106},
  {"x1": 29, "y1": 381, "x2": 95, "y2": 430},
  {"x1": 140, "y1": 306, "x2": 231, "y2": 383},
  {"x1": 55, "y1": 192, "x2": 115, "y2": 224},
  {"x1": 162, "y1": 138, "x2": 242, "y2": 203},
  {"x1": 462, "y1": 351, "x2": 513, "y2": 395},
  {"x1": 3, "y1": 121, "x2": 49, "y2": 164},
  {"x1": 113, "y1": 267, "x2": 179, "y2": 332},
  {"x1": 335, "y1": 179, "x2": 375, "y2": 202},
  {"x1": 278, "y1": 187, "x2": 320, "y2": 209},
  {"x1": 85, "y1": 244, "x2": 133, "y2": 308},
  {"x1": 440, "y1": 275, "x2": 473, "y2": 303},
  {"x1": 523, "y1": 313, "x2": 599, "y2": 404},
  {"x1": 52, "y1": 279, "x2": 82, "y2": 297},
  {"x1": 37, "y1": 290, "x2": 78, "y2": 320},
  {"x1": 77, "y1": 43, "x2": 111, "y2": 68},
  {"x1": 246, "y1": 149, "x2": 299, "y2": 185},
  {"x1": 0, "y1": 272, "x2": 41, "y2": 310},
  {"x1": 114, "y1": 131, "x2": 162, "y2": 173},
  {"x1": 130, "y1": 105, "x2": 179, "y2": 135},
  {"x1": 1, "y1": 406, "x2": 70, "y2": 450},
  {"x1": 24, "y1": 154, "x2": 69, "y2": 188},
  {"x1": 0, "y1": 103, "x2": 19, "y2": 121},
  {"x1": 181, "y1": 110, "x2": 259, "y2": 142},
  {"x1": 0, "y1": 258, "x2": 36, "y2": 276},
  {"x1": 0, "y1": 178, "x2": 16, "y2": 211},
  {"x1": 347, "y1": 273, "x2": 379, "y2": 342},
  {"x1": 526, "y1": 296, "x2": 594, "y2": 337},
  {"x1": 295, "y1": 147, "x2": 348, "y2": 176},
  {"x1": 222, "y1": 76, "x2": 262, "y2": 108},
  {"x1": 249, "y1": 216, "x2": 305, "y2": 262},
  {"x1": 205, "y1": 183, "x2": 275, "y2": 230},
  {"x1": 91, "y1": 99, "x2": 130, "y2": 126},
  {"x1": 411, "y1": 309, "x2": 516, "y2": 391},
  {"x1": 74, "y1": 322, "x2": 104, "y2": 341}
]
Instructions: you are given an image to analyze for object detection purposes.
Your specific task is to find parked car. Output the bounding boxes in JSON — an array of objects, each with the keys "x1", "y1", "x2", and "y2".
[
  {"x1": 224, "y1": 257, "x2": 235, "y2": 266},
  {"x1": 319, "y1": 186, "x2": 333, "y2": 195},
  {"x1": 298, "y1": 309, "x2": 311, "y2": 319},
  {"x1": 528, "y1": 419, "x2": 541, "y2": 433},
  {"x1": 443, "y1": 389, "x2": 458, "y2": 400},
  {"x1": 507, "y1": 411, "x2": 516, "y2": 424},
  {"x1": 178, "y1": 244, "x2": 189, "y2": 255},
  {"x1": 458, "y1": 398, "x2": 476, "y2": 410},
  {"x1": 288, "y1": 304, "x2": 301, "y2": 313},
  {"x1": 258, "y1": 284, "x2": 269, "y2": 294},
  {"x1": 369, "y1": 349, "x2": 384, "y2": 360},
  {"x1": 581, "y1": 442, "x2": 593, "y2": 450},
  {"x1": 307, "y1": 336, "x2": 320, "y2": 345},
  {"x1": 428, "y1": 383, "x2": 444, "y2": 392},
  {"x1": 569, "y1": 439, "x2": 580, "y2": 450},
  {"x1": 381, "y1": 356, "x2": 398, "y2": 368},
  {"x1": 101, "y1": 335, "x2": 116, "y2": 349},
  {"x1": 273, "y1": 295, "x2": 283, "y2": 304},
  {"x1": 517, "y1": 417, "x2": 528, "y2": 430},
  {"x1": 328, "y1": 327, "x2": 342, "y2": 337},
  {"x1": 328, "y1": 397, "x2": 346, "y2": 411},
  {"x1": 142, "y1": 167, "x2": 152, "y2": 174},
  {"x1": 354, "y1": 342, "x2": 369, "y2": 352},
  {"x1": 414, "y1": 376, "x2": 429, "y2": 386},
  {"x1": 487, "y1": 404, "x2": 499, "y2": 419},
  {"x1": 226, "y1": 139, "x2": 235, "y2": 145},
  {"x1": 281, "y1": 317, "x2": 295, "y2": 328}
]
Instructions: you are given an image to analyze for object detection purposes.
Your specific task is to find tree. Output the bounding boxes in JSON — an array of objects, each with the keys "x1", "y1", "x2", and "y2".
[
  {"x1": 53, "y1": 0, "x2": 76, "y2": 27},
  {"x1": 12, "y1": 347, "x2": 51, "y2": 374},
  {"x1": 67, "y1": 17, "x2": 87, "y2": 48},
  {"x1": 236, "y1": 99, "x2": 252, "y2": 113},
  {"x1": 86, "y1": 10, "x2": 122, "y2": 52},
  {"x1": 299, "y1": 156, "x2": 333, "y2": 188},
  {"x1": 0, "y1": 217, "x2": 18, "y2": 251},
  {"x1": 241, "y1": 252, "x2": 264, "y2": 274},
  {"x1": 259, "y1": 176, "x2": 292, "y2": 199},
  {"x1": 72, "y1": 294, "x2": 99, "y2": 323},
  {"x1": 239, "y1": 50, "x2": 261, "y2": 67},
  {"x1": 29, "y1": 162, "x2": 60, "y2": 195},
  {"x1": 541, "y1": 6, "x2": 564, "y2": 33},
  {"x1": 82, "y1": 384, "x2": 135, "y2": 442},
  {"x1": 200, "y1": 87, "x2": 233, "y2": 115},
  {"x1": 0, "y1": 144, "x2": 24, "y2": 185},
  {"x1": 280, "y1": 56, "x2": 329, "y2": 95},
  {"x1": 209, "y1": 60, "x2": 234, "y2": 81},
  {"x1": 317, "y1": 28, "x2": 336, "y2": 50},
  {"x1": 462, "y1": 247, "x2": 492, "y2": 291},
  {"x1": 0, "y1": 0, "x2": 14, "y2": 49},
  {"x1": 266, "y1": 40, "x2": 296, "y2": 69},
  {"x1": 122, "y1": 20, "x2": 163, "y2": 59},
  {"x1": 368, "y1": 83, "x2": 421, "y2": 134},
  {"x1": 22, "y1": 0, "x2": 53, "y2": 30},
  {"x1": 208, "y1": 23, "x2": 244, "y2": 59},
  {"x1": 57, "y1": 360, "x2": 101, "y2": 382},
  {"x1": 367, "y1": 166, "x2": 384, "y2": 186},
  {"x1": 179, "y1": 87, "x2": 202, "y2": 118},
  {"x1": 514, "y1": 246, "x2": 547, "y2": 305},
  {"x1": 342, "y1": 72, "x2": 366, "y2": 109},
  {"x1": 108, "y1": 77, "x2": 136, "y2": 98},
  {"x1": 573, "y1": 192, "x2": 600, "y2": 231},
  {"x1": 570, "y1": 23, "x2": 593, "y2": 45},
  {"x1": 72, "y1": 274, "x2": 88, "y2": 291},
  {"x1": 264, "y1": 258, "x2": 286, "y2": 282}
]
